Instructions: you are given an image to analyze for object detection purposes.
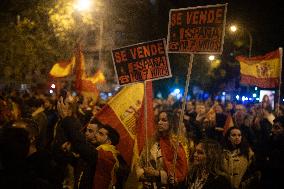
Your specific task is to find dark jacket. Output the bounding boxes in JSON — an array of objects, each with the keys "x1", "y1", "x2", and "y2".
[
  {"x1": 260, "y1": 134, "x2": 284, "y2": 189},
  {"x1": 188, "y1": 172, "x2": 231, "y2": 189},
  {"x1": 60, "y1": 116, "x2": 98, "y2": 189}
]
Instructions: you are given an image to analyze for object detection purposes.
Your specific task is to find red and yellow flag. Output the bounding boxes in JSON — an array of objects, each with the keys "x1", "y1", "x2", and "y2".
[
  {"x1": 74, "y1": 47, "x2": 106, "y2": 100},
  {"x1": 236, "y1": 49, "x2": 282, "y2": 88},
  {"x1": 95, "y1": 82, "x2": 154, "y2": 167},
  {"x1": 49, "y1": 56, "x2": 75, "y2": 77}
]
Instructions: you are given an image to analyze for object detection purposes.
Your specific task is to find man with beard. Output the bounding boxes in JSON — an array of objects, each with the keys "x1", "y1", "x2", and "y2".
[{"x1": 136, "y1": 110, "x2": 188, "y2": 189}]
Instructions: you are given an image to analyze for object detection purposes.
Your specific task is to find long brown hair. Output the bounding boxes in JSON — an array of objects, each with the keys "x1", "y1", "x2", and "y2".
[{"x1": 189, "y1": 139, "x2": 224, "y2": 177}]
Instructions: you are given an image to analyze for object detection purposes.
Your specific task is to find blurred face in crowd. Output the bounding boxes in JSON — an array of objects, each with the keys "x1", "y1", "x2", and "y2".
[
  {"x1": 157, "y1": 112, "x2": 170, "y2": 133},
  {"x1": 226, "y1": 102, "x2": 233, "y2": 111},
  {"x1": 214, "y1": 105, "x2": 223, "y2": 114},
  {"x1": 243, "y1": 116, "x2": 253, "y2": 127},
  {"x1": 186, "y1": 101, "x2": 195, "y2": 112},
  {"x1": 229, "y1": 128, "x2": 242, "y2": 146},
  {"x1": 193, "y1": 143, "x2": 206, "y2": 165},
  {"x1": 272, "y1": 122, "x2": 284, "y2": 136},
  {"x1": 85, "y1": 123, "x2": 98, "y2": 145},
  {"x1": 95, "y1": 128, "x2": 111, "y2": 145},
  {"x1": 235, "y1": 104, "x2": 246, "y2": 113},
  {"x1": 43, "y1": 98, "x2": 52, "y2": 110},
  {"x1": 196, "y1": 104, "x2": 206, "y2": 115}
]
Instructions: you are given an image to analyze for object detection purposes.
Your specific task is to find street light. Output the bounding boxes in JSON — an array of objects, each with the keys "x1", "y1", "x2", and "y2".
[
  {"x1": 208, "y1": 55, "x2": 215, "y2": 61},
  {"x1": 73, "y1": 0, "x2": 104, "y2": 67},
  {"x1": 229, "y1": 24, "x2": 253, "y2": 57},
  {"x1": 74, "y1": 0, "x2": 92, "y2": 12}
]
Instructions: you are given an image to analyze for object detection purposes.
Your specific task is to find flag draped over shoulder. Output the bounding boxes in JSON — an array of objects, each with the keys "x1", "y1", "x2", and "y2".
[
  {"x1": 49, "y1": 56, "x2": 75, "y2": 77},
  {"x1": 95, "y1": 82, "x2": 154, "y2": 167},
  {"x1": 74, "y1": 47, "x2": 105, "y2": 100},
  {"x1": 236, "y1": 49, "x2": 281, "y2": 88}
]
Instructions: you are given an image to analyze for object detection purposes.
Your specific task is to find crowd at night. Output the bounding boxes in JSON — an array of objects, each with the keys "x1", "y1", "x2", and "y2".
[
  {"x1": 0, "y1": 88, "x2": 283, "y2": 189},
  {"x1": 1, "y1": 0, "x2": 284, "y2": 189}
]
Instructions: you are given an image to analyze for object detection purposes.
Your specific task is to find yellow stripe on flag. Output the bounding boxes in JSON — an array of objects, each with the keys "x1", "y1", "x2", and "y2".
[
  {"x1": 49, "y1": 56, "x2": 75, "y2": 77},
  {"x1": 240, "y1": 57, "x2": 280, "y2": 78},
  {"x1": 107, "y1": 83, "x2": 144, "y2": 139}
]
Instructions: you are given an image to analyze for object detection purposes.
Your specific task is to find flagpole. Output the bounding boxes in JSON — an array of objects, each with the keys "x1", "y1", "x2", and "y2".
[
  {"x1": 143, "y1": 80, "x2": 149, "y2": 165},
  {"x1": 172, "y1": 53, "x2": 194, "y2": 178},
  {"x1": 277, "y1": 47, "x2": 283, "y2": 115}
]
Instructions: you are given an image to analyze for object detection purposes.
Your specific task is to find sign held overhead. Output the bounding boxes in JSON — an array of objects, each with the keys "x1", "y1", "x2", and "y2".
[
  {"x1": 112, "y1": 39, "x2": 172, "y2": 86},
  {"x1": 167, "y1": 4, "x2": 227, "y2": 54}
]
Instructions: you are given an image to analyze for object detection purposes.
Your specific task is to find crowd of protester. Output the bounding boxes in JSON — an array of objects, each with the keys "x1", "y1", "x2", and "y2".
[{"x1": 0, "y1": 88, "x2": 284, "y2": 189}]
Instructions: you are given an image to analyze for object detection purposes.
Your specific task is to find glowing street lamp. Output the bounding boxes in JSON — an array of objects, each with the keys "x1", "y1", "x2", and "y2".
[
  {"x1": 208, "y1": 55, "x2": 215, "y2": 61},
  {"x1": 230, "y1": 25, "x2": 237, "y2": 32},
  {"x1": 229, "y1": 24, "x2": 253, "y2": 57},
  {"x1": 73, "y1": 0, "x2": 104, "y2": 67},
  {"x1": 74, "y1": 0, "x2": 92, "y2": 12}
]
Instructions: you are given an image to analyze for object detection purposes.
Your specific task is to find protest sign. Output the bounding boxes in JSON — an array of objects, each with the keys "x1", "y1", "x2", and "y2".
[
  {"x1": 167, "y1": 4, "x2": 227, "y2": 54},
  {"x1": 112, "y1": 39, "x2": 172, "y2": 86}
]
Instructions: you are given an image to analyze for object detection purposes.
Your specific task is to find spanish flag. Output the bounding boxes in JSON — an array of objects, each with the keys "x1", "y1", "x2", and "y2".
[
  {"x1": 74, "y1": 47, "x2": 105, "y2": 101},
  {"x1": 236, "y1": 48, "x2": 282, "y2": 88},
  {"x1": 49, "y1": 56, "x2": 75, "y2": 77},
  {"x1": 95, "y1": 82, "x2": 154, "y2": 167}
]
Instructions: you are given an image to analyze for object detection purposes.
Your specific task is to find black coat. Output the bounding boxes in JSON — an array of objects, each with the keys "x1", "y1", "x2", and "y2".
[
  {"x1": 260, "y1": 134, "x2": 284, "y2": 189},
  {"x1": 60, "y1": 116, "x2": 98, "y2": 189},
  {"x1": 188, "y1": 172, "x2": 231, "y2": 189}
]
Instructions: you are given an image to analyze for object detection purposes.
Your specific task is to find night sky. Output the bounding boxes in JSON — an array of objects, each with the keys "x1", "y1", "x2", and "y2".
[{"x1": 173, "y1": 0, "x2": 284, "y2": 55}]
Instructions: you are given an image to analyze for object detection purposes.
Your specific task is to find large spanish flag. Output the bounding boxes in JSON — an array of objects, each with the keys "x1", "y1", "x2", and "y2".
[
  {"x1": 236, "y1": 48, "x2": 282, "y2": 88},
  {"x1": 49, "y1": 56, "x2": 75, "y2": 77},
  {"x1": 95, "y1": 82, "x2": 154, "y2": 167}
]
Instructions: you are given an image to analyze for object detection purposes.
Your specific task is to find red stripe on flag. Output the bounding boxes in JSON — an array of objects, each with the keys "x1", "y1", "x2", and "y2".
[
  {"x1": 241, "y1": 74, "x2": 279, "y2": 88},
  {"x1": 96, "y1": 105, "x2": 135, "y2": 166},
  {"x1": 136, "y1": 81, "x2": 155, "y2": 154},
  {"x1": 236, "y1": 49, "x2": 280, "y2": 63}
]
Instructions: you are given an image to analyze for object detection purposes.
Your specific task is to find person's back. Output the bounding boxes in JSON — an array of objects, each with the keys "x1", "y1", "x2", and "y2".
[
  {"x1": 261, "y1": 116, "x2": 284, "y2": 189},
  {"x1": 113, "y1": 154, "x2": 130, "y2": 189},
  {"x1": 0, "y1": 127, "x2": 30, "y2": 189},
  {"x1": 11, "y1": 118, "x2": 62, "y2": 189}
]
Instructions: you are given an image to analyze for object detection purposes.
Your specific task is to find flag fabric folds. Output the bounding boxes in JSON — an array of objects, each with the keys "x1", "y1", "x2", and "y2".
[
  {"x1": 74, "y1": 47, "x2": 105, "y2": 100},
  {"x1": 236, "y1": 49, "x2": 281, "y2": 88},
  {"x1": 49, "y1": 56, "x2": 75, "y2": 77},
  {"x1": 95, "y1": 82, "x2": 154, "y2": 167},
  {"x1": 49, "y1": 46, "x2": 105, "y2": 101}
]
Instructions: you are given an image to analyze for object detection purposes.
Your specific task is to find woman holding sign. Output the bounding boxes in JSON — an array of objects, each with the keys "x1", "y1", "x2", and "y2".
[{"x1": 136, "y1": 110, "x2": 189, "y2": 189}]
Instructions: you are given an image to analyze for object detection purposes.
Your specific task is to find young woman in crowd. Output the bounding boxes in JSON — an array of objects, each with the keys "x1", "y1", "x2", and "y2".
[
  {"x1": 222, "y1": 127, "x2": 260, "y2": 189},
  {"x1": 187, "y1": 139, "x2": 231, "y2": 189},
  {"x1": 136, "y1": 110, "x2": 188, "y2": 189}
]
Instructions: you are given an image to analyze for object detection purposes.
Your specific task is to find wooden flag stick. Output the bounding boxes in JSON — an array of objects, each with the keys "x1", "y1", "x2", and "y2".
[
  {"x1": 277, "y1": 47, "x2": 283, "y2": 115},
  {"x1": 172, "y1": 53, "x2": 194, "y2": 178},
  {"x1": 143, "y1": 80, "x2": 149, "y2": 165}
]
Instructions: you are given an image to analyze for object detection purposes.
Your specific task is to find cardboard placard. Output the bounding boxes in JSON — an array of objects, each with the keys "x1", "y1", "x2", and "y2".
[
  {"x1": 112, "y1": 39, "x2": 172, "y2": 86},
  {"x1": 167, "y1": 4, "x2": 227, "y2": 54}
]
